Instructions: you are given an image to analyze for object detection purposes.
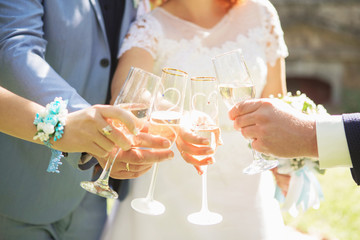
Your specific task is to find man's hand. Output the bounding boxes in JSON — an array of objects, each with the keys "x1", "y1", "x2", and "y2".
[
  {"x1": 228, "y1": 98, "x2": 318, "y2": 158},
  {"x1": 96, "y1": 132, "x2": 173, "y2": 179}
]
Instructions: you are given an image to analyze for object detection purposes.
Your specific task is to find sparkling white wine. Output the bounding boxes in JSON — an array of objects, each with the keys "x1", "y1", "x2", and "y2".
[
  {"x1": 218, "y1": 83, "x2": 255, "y2": 109},
  {"x1": 191, "y1": 125, "x2": 219, "y2": 161},
  {"x1": 149, "y1": 110, "x2": 181, "y2": 145}
]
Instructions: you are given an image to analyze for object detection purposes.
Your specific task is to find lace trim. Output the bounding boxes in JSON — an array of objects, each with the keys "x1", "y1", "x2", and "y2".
[
  {"x1": 258, "y1": 0, "x2": 289, "y2": 66},
  {"x1": 119, "y1": 14, "x2": 162, "y2": 59}
]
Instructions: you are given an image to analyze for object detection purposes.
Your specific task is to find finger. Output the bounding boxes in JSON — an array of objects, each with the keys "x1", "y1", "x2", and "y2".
[
  {"x1": 179, "y1": 128, "x2": 210, "y2": 145},
  {"x1": 118, "y1": 148, "x2": 174, "y2": 165},
  {"x1": 180, "y1": 150, "x2": 214, "y2": 166},
  {"x1": 96, "y1": 114, "x2": 133, "y2": 151},
  {"x1": 194, "y1": 165, "x2": 204, "y2": 175},
  {"x1": 107, "y1": 124, "x2": 134, "y2": 151},
  {"x1": 133, "y1": 133, "x2": 171, "y2": 149},
  {"x1": 86, "y1": 142, "x2": 111, "y2": 159},
  {"x1": 213, "y1": 127, "x2": 223, "y2": 146},
  {"x1": 238, "y1": 125, "x2": 257, "y2": 139},
  {"x1": 228, "y1": 99, "x2": 262, "y2": 120},
  {"x1": 90, "y1": 130, "x2": 116, "y2": 151},
  {"x1": 233, "y1": 112, "x2": 258, "y2": 130},
  {"x1": 117, "y1": 162, "x2": 152, "y2": 173},
  {"x1": 176, "y1": 135, "x2": 214, "y2": 156},
  {"x1": 100, "y1": 105, "x2": 138, "y2": 135},
  {"x1": 110, "y1": 165, "x2": 153, "y2": 179}
]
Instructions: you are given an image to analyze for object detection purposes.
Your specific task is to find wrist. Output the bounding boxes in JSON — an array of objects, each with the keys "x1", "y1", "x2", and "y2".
[
  {"x1": 305, "y1": 118, "x2": 318, "y2": 158},
  {"x1": 33, "y1": 97, "x2": 69, "y2": 173}
]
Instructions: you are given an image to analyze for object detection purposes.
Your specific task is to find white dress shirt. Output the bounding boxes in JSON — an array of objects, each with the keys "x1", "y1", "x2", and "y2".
[{"x1": 316, "y1": 115, "x2": 352, "y2": 168}]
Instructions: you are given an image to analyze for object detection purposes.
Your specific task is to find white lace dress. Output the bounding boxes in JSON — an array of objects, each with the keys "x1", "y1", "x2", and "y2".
[{"x1": 103, "y1": 0, "x2": 290, "y2": 239}]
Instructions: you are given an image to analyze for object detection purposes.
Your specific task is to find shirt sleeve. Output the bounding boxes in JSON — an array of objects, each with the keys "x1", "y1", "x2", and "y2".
[
  {"x1": 260, "y1": 0, "x2": 289, "y2": 66},
  {"x1": 316, "y1": 115, "x2": 352, "y2": 168},
  {"x1": 118, "y1": 14, "x2": 162, "y2": 59}
]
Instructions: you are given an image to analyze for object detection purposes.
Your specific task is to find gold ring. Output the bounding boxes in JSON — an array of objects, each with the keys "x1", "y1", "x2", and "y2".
[
  {"x1": 101, "y1": 125, "x2": 113, "y2": 136},
  {"x1": 126, "y1": 162, "x2": 130, "y2": 172}
]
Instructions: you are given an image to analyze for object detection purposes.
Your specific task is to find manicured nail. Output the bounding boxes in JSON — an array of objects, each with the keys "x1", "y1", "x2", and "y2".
[
  {"x1": 163, "y1": 139, "x2": 171, "y2": 148},
  {"x1": 202, "y1": 139, "x2": 210, "y2": 145},
  {"x1": 206, "y1": 149, "x2": 214, "y2": 154}
]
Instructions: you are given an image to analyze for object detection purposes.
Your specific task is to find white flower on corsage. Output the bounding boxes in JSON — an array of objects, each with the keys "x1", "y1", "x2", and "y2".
[
  {"x1": 33, "y1": 97, "x2": 68, "y2": 173},
  {"x1": 269, "y1": 91, "x2": 328, "y2": 217}
]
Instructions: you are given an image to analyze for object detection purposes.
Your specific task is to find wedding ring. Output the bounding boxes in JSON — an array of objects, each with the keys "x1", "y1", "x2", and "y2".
[
  {"x1": 101, "y1": 125, "x2": 113, "y2": 136},
  {"x1": 126, "y1": 162, "x2": 130, "y2": 172}
]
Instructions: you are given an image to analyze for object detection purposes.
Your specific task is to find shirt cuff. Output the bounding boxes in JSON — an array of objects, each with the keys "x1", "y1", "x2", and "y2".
[{"x1": 316, "y1": 115, "x2": 352, "y2": 169}]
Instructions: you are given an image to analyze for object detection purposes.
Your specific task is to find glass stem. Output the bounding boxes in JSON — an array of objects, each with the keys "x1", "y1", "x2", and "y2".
[
  {"x1": 96, "y1": 148, "x2": 121, "y2": 186},
  {"x1": 145, "y1": 162, "x2": 159, "y2": 201},
  {"x1": 200, "y1": 165, "x2": 209, "y2": 213}
]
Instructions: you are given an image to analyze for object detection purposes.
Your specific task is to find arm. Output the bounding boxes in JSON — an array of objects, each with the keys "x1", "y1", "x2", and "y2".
[
  {"x1": 0, "y1": 86, "x2": 136, "y2": 158},
  {"x1": 229, "y1": 99, "x2": 354, "y2": 169},
  {"x1": 108, "y1": 34, "x2": 175, "y2": 179},
  {"x1": 0, "y1": 0, "x2": 90, "y2": 111},
  {"x1": 343, "y1": 113, "x2": 360, "y2": 184}
]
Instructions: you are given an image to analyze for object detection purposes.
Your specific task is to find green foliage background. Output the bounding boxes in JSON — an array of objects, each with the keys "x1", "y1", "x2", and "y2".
[{"x1": 283, "y1": 168, "x2": 360, "y2": 240}]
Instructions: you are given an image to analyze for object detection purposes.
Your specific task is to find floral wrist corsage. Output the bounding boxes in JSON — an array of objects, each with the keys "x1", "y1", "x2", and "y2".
[{"x1": 33, "y1": 97, "x2": 68, "y2": 173}]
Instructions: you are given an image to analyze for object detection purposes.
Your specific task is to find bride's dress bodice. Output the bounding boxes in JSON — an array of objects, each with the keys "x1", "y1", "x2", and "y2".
[
  {"x1": 120, "y1": 0, "x2": 288, "y2": 129},
  {"x1": 103, "y1": 1, "x2": 289, "y2": 240}
]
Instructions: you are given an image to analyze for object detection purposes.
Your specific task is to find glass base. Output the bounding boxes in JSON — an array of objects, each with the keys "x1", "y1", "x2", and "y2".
[
  {"x1": 243, "y1": 159, "x2": 279, "y2": 175},
  {"x1": 187, "y1": 211, "x2": 223, "y2": 225},
  {"x1": 131, "y1": 198, "x2": 165, "y2": 216},
  {"x1": 80, "y1": 181, "x2": 118, "y2": 199}
]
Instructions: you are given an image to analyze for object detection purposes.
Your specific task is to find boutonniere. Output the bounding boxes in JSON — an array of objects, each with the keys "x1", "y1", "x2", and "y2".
[{"x1": 133, "y1": 0, "x2": 140, "y2": 8}]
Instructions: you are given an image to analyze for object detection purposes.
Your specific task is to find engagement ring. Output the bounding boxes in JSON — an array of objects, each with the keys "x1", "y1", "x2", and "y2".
[{"x1": 102, "y1": 125, "x2": 113, "y2": 136}]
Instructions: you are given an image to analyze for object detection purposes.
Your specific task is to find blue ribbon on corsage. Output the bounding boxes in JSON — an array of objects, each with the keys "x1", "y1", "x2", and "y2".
[{"x1": 275, "y1": 166, "x2": 324, "y2": 217}]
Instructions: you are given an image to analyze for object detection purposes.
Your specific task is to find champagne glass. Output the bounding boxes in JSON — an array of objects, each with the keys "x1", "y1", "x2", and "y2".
[
  {"x1": 212, "y1": 49, "x2": 279, "y2": 175},
  {"x1": 80, "y1": 67, "x2": 161, "y2": 199},
  {"x1": 131, "y1": 68, "x2": 188, "y2": 215},
  {"x1": 187, "y1": 76, "x2": 223, "y2": 225}
]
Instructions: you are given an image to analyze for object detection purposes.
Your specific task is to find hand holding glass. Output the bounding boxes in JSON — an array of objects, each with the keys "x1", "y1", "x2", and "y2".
[
  {"x1": 187, "y1": 76, "x2": 223, "y2": 225},
  {"x1": 80, "y1": 67, "x2": 161, "y2": 199},
  {"x1": 131, "y1": 68, "x2": 188, "y2": 215},
  {"x1": 212, "y1": 49, "x2": 279, "y2": 175}
]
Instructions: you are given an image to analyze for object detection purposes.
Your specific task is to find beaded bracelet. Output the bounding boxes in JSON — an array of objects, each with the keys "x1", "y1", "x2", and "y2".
[{"x1": 33, "y1": 97, "x2": 68, "y2": 173}]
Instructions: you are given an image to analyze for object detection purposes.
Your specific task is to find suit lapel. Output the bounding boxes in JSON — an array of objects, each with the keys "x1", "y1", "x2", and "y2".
[{"x1": 89, "y1": 0, "x2": 108, "y2": 44}]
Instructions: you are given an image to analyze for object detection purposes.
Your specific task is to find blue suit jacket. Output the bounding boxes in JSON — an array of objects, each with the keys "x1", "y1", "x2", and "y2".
[
  {"x1": 343, "y1": 113, "x2": 360, "y2": 185},
  {"x1": 0, "y1": 0, "x2": 136, "y2": 224}
]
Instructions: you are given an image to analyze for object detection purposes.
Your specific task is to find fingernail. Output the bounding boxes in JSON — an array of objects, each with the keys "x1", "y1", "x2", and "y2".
[
  {"x1": 207, "y1": 159, "x2": 214, "y2": 165},
  {"x1": 198, "y1": 170, "x2": 203, "y2": 175},
  {"x1": 202, "y1": 139, "x2": 210, "y2": 145},
  {"x1": 168, "y1": 152, "x2": 174, "y2": 159},
  {"x1": 206, "y1": 149, "x2": 214, "y2": 154},
  {"x1": 163, "y1": 139, "x2": 171, "y2": 147}
]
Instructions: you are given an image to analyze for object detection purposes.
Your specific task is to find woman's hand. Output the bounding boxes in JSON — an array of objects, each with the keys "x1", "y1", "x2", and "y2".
[
  {"x1": 53, "y1": 104, "x2": 138, "y2": 157},
  {"x1": 271, "y1": 167, "x2": 290, "y2": 196},
  {"x1": 176, "y1": 127, "x2": 222, "y2": 175}
]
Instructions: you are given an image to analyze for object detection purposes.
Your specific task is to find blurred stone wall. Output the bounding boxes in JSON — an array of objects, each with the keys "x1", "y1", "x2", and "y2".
[{"x1": 272, "y1": 0, "x2": 360, "y2": 113}]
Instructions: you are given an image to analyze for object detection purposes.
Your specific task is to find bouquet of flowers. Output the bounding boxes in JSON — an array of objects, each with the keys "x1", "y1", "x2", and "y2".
[{"x1": 270, "y1": 91, "x2": 328, "y2": 217}]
